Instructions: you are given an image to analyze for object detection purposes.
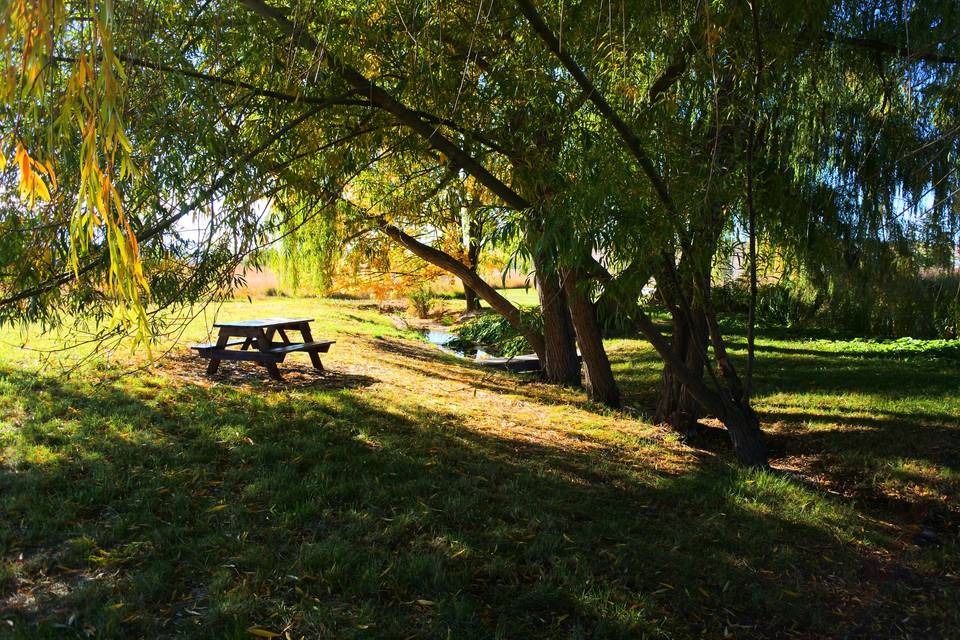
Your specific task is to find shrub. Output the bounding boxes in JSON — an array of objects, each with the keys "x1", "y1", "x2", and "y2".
[
  {"x1": 407, "y1": 286, "x2": 435, "y2": 318},
  {"x1": 711, "y1": 272, "x2": 960, "y2": 339},
  {"x1": 806, "y1": 336, "x2": 960, "y2": 359},
  {"x1": 452, "y1": 311, "x2": 541, "y2": 357},
  {"x1": 711, "y1": 280, "x2": 817, "y2": 328}
]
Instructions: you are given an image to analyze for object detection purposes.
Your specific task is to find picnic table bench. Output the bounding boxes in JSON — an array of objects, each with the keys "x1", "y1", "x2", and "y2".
[{"x1": 191, "y1": 317, "x2": 334, "y2": 381}]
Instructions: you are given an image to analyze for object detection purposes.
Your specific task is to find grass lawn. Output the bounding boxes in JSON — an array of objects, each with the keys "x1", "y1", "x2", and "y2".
[
  {"x1": 495, "y1": 287, "x2": 540, "y2": 308},
  {"x1": 433, "y1": 287, "x2": 540, "y2": 312},
  {"x1": 0, "y1": 298, "x2": 957, "y2": 638}
]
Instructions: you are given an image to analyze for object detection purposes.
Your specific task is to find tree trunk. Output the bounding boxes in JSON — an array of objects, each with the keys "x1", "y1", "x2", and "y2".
[
  {"x1": 462, "y1": 211, "x2": 484, "y2": 313},
  {"x1": 463, "y1": 283, "x2": 481, "y2": 312},
  {"x1": 586, "y1": 255, "x2": 767, "y2": 465},
  {"x1": 717, "y1": 401, "x2": 768, "y2": 467},
  {"x1": 632, "y1": 304, "x2": 767, "y2": 466},
  {"x1": 563, "y1": 270, "x2": 620, "y2": 407},
  {"x1": 534, "y1": 260, "x2": 581, "y2": 386},
  {"x1": 655, "y1": 305, "x2": 707, "y2": 438}
]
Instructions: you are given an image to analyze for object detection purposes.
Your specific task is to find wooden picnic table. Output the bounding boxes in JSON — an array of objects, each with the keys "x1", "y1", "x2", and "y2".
[{"x1": 191, "y1": 317, "x2": 334, "y2": 381}]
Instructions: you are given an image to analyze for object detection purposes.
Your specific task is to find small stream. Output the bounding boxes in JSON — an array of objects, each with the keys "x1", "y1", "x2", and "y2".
[{"x1": 422, "y1": 328, "x2": 493, "y2": 359}]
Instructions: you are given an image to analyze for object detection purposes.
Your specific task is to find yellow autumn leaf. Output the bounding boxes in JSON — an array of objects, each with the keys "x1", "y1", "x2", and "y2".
[
  {"x1": 43, "y1": 160, "x2": 57, "y2": 189},
  {"x1": 33, "y1": 174, "x2": 51, "y2": 201},
  {"x1": 14, "y1": 144, "x2": 30, "y2": 180},
  {"x1": 110, "y1": 183, "x2": 124, "y2": 215},
  {"x1": 247, "y1": 627, "x2": 281, "y2": 638}
]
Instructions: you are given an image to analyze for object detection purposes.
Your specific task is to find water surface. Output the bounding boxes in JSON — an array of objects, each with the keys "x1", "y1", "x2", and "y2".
[{"x1": 423, "y1": 328, "x2": 492, "y2": 359}]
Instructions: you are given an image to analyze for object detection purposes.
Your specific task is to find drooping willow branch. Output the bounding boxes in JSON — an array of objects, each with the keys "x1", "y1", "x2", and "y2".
[
  {"x1": 745, "y1": 0, "x2": 765, "y2": 399},
  {"x1": 240, "y1": 0, "x2": 533, "y2": 213},
  {"x1": 0, "y1": 102, "x2": 331, "y2": 307},
  {"x1": 51, "y1": 54, "x2": 371, "y2": 109}
]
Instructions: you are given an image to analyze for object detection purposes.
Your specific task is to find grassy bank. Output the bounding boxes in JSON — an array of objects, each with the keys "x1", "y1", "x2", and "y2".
[{"x1": 1, "y1": 298, "x2": 957, "y2": 638}]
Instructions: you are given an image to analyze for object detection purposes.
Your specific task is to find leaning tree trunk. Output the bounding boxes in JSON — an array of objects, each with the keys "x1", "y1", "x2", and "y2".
[
  {"x1": 630, "y1": 306, "x2": 768, "y2": 466},
  {"x1": 534, "y1": 260, "x2": 581, "y2": 386},
  {"x1": 563, "y1": 269, "x2": 620, "y2": 407},
  {"x1": 381, "y1": 223, "x2": 546, "y2": 360},
  {"x1": 652, "y1": 253, "x2": 767, "y2": 464},
  {"x1": 655, "y1": 304, "x2": 707, "y2": 438},
  {"x1": 717, "y1": 400, "x2": 767, "y2": 466}
]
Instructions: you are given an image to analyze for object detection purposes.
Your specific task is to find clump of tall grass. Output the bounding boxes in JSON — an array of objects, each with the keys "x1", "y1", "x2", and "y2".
[{"x1": 407, "y1": 286, "x2": 435, "y2": 319}]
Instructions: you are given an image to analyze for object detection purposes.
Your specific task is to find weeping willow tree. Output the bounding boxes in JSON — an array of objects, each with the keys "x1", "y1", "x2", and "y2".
[
  {"x1": 268, "y1": 193, "x2": 339, "y2": 296},
  {"x1": 1, "y1": 0, "x2": 958, "y2": 465},
  {"x1": 756, "y1": 0, "x2": 960, "y2": 338},
  {"x1": 509, "y1": 0, "x2": 960, "y2": 457}
]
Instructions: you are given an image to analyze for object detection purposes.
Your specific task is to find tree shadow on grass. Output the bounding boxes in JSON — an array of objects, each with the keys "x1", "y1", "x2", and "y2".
[
  {"x1": 746, "y1": 343, "x2": 960, "y2": 478},
  {"x1": 164, "y1": 351, "x2": 379, "y2": 391},
  {"x1": 761, "y1": 407, "x2": 960, "y2": 474},
  {"x1": 0, "y1": 366, "x2": 901, "y2": 640},
  {"x1": 612, "y1": 337, "x2": 958, "y2": 446},
  {"x1": 368, "y1": 336, "x2": 578, "y2": 405},
  {"x1": 602, "y1": 339, "x2": 958, "y2": 531}
]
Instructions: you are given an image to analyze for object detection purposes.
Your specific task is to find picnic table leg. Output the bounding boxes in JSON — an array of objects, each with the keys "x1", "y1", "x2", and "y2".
[
  {"x1": 254, "y1": 329, "x2": 284, "y2": 381},
  {"x1": 298, "y1": 323, "x2": 325, "y2": 371},
  {"x1": 265, "y1": 362, "x2": 283, "y2": 381},
  {"x1": 206, "y1": 331, "x2": 230, "y2": 375}
]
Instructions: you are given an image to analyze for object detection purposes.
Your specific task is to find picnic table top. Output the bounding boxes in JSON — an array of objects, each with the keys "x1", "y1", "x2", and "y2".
[{"x1": 213, "y1": 317, "x2": 314, "y2": 329}]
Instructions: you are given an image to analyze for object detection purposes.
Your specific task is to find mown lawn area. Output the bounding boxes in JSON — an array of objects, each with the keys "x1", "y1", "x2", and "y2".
[
  {"x1": 495, "y1": 287, "x2": 540, "y2": 308},
  {"x1": 1, "y1": 298, "x2": 957, "y2": 638}
]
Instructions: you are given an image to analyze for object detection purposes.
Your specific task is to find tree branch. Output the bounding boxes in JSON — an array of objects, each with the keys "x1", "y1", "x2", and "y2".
[
  {"x1": 51, "y1": 55, "x2": 369, "y2": 108},
  {"x1": 0, "y1": 105, "x2": 326, "y2": 307},
  {"x1": 822, "y1": 31, "x2": 960, "y2": 65},
  {"x1": 647, "y1": 42, "x2": 692, "y2": 104},
  {"x1": 514, "y1": 0, "x2": 677, "y2": 216},
  {"x1": 239, "y1": 0, "x2": 532, "y2": 212},
  {"x1": 379, "y1": 223, "x2": 546, "y2": 358}
]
